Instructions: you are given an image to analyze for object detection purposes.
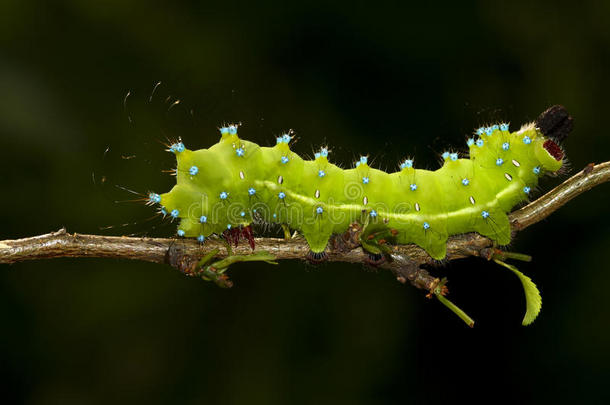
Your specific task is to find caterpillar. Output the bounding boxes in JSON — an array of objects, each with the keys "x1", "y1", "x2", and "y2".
[{"x1": 147, "y1": 106, "x2": 572, "y2": 261}]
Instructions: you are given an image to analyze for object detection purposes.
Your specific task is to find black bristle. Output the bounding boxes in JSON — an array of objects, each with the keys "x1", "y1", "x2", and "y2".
[
  {"x1": 535, "y1": 105, "x2": 574, "y2": 142},
  {"x1": 365, "y1": 252, "x2": 386, "y2": 266},
  {"x1": 306, "y1": 250, "x2": 328, "y2": 264}
]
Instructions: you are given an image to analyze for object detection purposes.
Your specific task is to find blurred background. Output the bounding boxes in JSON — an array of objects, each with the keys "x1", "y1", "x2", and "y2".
[{"x1": 1, "y1": 1, "x2": 609, "y2": 404}]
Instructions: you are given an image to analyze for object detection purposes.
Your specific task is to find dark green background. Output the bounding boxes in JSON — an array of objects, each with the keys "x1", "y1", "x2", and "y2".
[{"x1": 1, "y1": 1, "x2": 609, "y2": 404}]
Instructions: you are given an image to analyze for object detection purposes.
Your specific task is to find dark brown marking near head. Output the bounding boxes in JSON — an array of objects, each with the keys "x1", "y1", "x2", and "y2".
[
  {"x1": 543, "y1": 139, "x2": 564, "y2": 161},
  {"x1": 535, "y1": 105, "x2": 573, "y2": 143}
]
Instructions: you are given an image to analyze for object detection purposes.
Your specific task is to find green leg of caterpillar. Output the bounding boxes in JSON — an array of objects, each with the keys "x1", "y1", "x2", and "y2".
[
  {"x1": 433, "y1": 278, "x2": 475, "y2": 328},
  {"x1": 196, "y1": 249, "x2": 277, "y2": 288}
]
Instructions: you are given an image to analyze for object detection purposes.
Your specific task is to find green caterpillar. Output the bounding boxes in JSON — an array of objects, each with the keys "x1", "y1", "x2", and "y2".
[{"x1": 148, "y1": 107, "x2": 568, "y2": 260}]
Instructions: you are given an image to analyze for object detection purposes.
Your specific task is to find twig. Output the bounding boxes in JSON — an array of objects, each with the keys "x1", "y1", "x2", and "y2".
[
  {"x1": 509, "y1": 161, "x2": 609, "y2": 230},
  {"x1": 1, "y1": 162, "x2": 609, "y2": 292}
]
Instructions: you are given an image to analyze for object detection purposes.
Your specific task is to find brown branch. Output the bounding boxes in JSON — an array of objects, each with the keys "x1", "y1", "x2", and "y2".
[
  {"x1": 508, "y1": 161, "x2": 610, "y2": 230},
  {"x1": 1, "y1": 162, "x2": 609, "y2": 292}
]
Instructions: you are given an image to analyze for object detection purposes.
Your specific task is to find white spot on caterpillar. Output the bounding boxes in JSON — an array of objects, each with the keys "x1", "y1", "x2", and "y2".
[
  {"x1": 278, "y1": 175, "x2": 283, "y2": 184},
  {"x1": 469, "y1": 196, "x2": 476, "y2": 205},
  {"x1": 315, "y1": 189, "x2": 320, "y2": 198},
  {"x1": 239, "y1": 171, "x2": 245, "y2": 179},
  {"x1": 415, "y1": 202, "x2": 420, "y2": 212},
  {"x1": 512, "y1": 159, "x2": 520, "y2": 167},
  {"x1": 504, "y1": 173, "x2": 513, "y2": 181},
  {"x1": 363, "y1": 196, "x2": 368, "y2": 205}
]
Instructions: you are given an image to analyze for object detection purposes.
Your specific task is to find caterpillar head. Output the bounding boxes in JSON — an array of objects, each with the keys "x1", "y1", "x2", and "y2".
[{"x1": 533, "y1": 105, "x2": 573, "y2": 172}]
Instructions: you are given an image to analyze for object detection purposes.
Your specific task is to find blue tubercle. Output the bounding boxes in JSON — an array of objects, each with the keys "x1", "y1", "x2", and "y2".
[
  {"x1": 500, "y1": 123, "x2": 509, "y2": 131},
  {"x1": 320, "y1": 148, "x2": 329, "y2": 157},
  {"x1": 228, "y1": 125, "x2": 238, "y2": 135},
  {"x1": 362, "y1": 176, "x2": 369, "y2": 184},
  {"x1": 502, "y1": 142, "x2": 510, "y2": 151},
  {"x1": 476, "y1": 139, "x2": 485, "y2": 147},
  {"x1": 220, "y1": 127, "x2": 229, "y2": 135},
  {"x1": 189, "y1": 166, "x2": 199, "y2": 176},
  {"x1": 523, "y1": 186, "x2": 531, "y2": 194},
  {"x1": 248, "y1": 187, "x2": 256, "y2": 195},
  {"x1": 278, "y1": 191, "x2": 286, "y2": 199},
  {"x1": 149, "y1": 193, "x2": 161, "y2": 204},
  {"x1": 370, "y1": 209, "x2": 377, "y2": 218},
  {"x1": 410, "y1": 184, "x2": 417, "y2": 191},
  {"x1": 177, "y1": 230, "x2": 185, "y2": 237},
  {"x1": 220, "y1": 191, "x2": 228, "y2": 199},
  {"x1": 314, "y1": 152, "x2": 321, "y2": 159},
  {"x1": 401, "y1": 159, "x2": 413, "y2": 169},
  {"x1": 491, "y1": 124, "x2": 500, "y2": 132},
  {"x1": 450, "y1": 153, "x2": 458, "y2": 161},
  {"x1": 467, "y1": 138, "x2": 475, "y2": 147},
  {"x1": 200, "y1": 215, "x2": 207, "y2": 223},
  {"x1": 318, "y1": 170, "x2": 326, "y2": 177},
  {"x1": 523, "y1": 136, "x2": 532, "y2": 145},
  {"x1": 227, "y1": 224, "x2": 232, "y2": 229},
  {"x1": 496, "y1": 158, "x2": 504, "y2": 166},
  {"x1": 197, "y1": 235, "x2": 205, "y2": 243},
  {"x1": 274, "y1": 133, "x2": 292, "y2": 144},
  {"x1": 442, "y1": 151, "x2": 450, "y2": 160},
  {"x1": 170, "y1": 209, "x2": 180, "y2": 218},
  {"x1": 462, "y1": 178, "x2": 470, "y2": 186},
  {"x1": 485, "y1": 127, "x2": 494, "y2": 136},
  {"x1": 235, "y1": 147, "x2": 245, "y2": 157},
  {"x1": 240, "y1": 211, "x2": 245, "y2": 217},
  {"x1": 360, "y1": 156, "x2": 368, "y2": 165},
  {"x1": 423, "y1": 222, "x2": 430, "y2": 230},
  {"x1": 281, "y1": 156, "x2": 289, "y2": 164},
  {"x1": 533, "y1": 166, "x2": 541, "y2": 175},
  {"x1": 476, "y1": 127, "x2": 485, "y2": 136},
  {"x1": 170, "y1": 142, "x2": 185, "y2": 153},
  {"x1": 481, "y1": 210, "x2": 490, "y2": 219},
  {"x1": 316, "y1": 206, "x2": 324, "y2": 214}
]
